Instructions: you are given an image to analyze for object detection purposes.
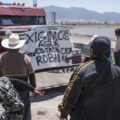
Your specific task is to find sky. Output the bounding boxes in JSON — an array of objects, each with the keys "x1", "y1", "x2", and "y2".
[{"x1": 1, "y1": 0, "x2": 120, "y2": 13}]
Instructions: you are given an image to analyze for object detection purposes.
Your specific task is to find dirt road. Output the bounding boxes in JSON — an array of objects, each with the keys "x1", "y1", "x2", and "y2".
[{"x1": 31, "y1": 87, "x2": 66, "y2": 120}]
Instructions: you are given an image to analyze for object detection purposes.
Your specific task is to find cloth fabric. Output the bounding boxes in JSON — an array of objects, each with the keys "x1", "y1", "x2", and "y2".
[
  {"x1": 58, "y1": 59, "x2": 120, "y2": 120},
  {"x1": 114, "y1": 51, "x2": 120, "y2": 67},
  {"x1": 115, "y1": 36, "x2": 120, "y2": 52},
  {"x1": 18, "y1": 91, "x2": 31, "y2": 120},
  {"x1": 10, "y1": 78, "x2": 35, "y2": 92},
  {"x1": 0, "y1": 77, "x2": 24, "y2": 120},
  {"x1": 0, "y1": 50, "x2": 36, "y2": 88}
]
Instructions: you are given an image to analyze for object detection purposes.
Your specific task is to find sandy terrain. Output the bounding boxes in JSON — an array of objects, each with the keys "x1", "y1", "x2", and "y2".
[
  {"x1": 0, "y1": 71, "x2": 73, "y2": 120},
  {"x1": 31, "y1": 71, "x2": 72, "y2": 120},
  {"x1": 31, "y1": 88, "x2": 65, "y2": 120}
]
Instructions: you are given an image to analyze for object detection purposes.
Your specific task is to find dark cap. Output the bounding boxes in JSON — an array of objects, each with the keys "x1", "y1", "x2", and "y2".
[{"x1": 90, "y1": 36, "x2": 111, "y2": 56}]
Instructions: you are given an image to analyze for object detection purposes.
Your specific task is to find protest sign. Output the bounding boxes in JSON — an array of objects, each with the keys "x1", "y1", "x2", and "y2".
[{"x1": 20, "y1": 26, "x2": 74, "y2": 70}]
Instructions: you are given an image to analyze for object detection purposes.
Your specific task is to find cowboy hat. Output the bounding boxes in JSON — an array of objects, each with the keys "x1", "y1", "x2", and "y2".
[{"x1": 1, "y1": 33, "x2": 26, "y2": 49}]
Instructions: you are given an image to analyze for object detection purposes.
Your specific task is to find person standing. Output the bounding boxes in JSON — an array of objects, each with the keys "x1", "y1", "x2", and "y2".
[
  {"x1": 115, "y1": 28, "x2": 120, "y2": 52},
  {"x1": 114, "y1": 28, "x2": 120, "y2": 66},
  {"x1": 58, "y1": 36, "x2": 120, "y2": 120},
  {"x1": 0, "y1": 33, "x2": 36, "y2": 120}
]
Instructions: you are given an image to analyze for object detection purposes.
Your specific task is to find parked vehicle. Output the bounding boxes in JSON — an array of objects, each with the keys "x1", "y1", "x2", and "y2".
[
  {"x1": 0, "y1": 3, "x2": 46, "y2": 52},
  {"x1": 72, "y1": 48, "x2": 83, "y2": 64}
]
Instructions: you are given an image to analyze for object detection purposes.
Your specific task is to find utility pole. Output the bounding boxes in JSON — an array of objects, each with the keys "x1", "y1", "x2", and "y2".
[
  {"x1": 51, "y1": 12, "x2": 56, "y2": 25},
  {"x1": 46, "y1": 11, "x2": 56, "y2": 25}
]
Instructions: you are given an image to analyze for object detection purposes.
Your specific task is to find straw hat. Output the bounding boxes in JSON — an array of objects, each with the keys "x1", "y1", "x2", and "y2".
[{"x1": 1, "y1": 33, "x2": 26, "y2": 49}]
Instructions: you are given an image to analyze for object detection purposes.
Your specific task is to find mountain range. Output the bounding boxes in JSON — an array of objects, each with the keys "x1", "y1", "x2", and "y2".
[{"x1": 44, "y1": 6, "x2": 120, "y2": 23}]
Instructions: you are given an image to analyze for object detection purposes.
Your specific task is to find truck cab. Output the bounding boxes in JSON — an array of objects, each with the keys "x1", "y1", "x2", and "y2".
[{"x1": 0, "y1": 4, "x2": 46, "y2": 53}]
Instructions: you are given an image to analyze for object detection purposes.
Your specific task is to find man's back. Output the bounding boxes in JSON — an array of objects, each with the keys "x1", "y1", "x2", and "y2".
[
  {"x1": 59, "y1": 59, "x2": 120, "y2": 120},
  {"x1": 0, "y1": 52, "x2": 31, "y2": 75},
  {"x1": 71, "y1": 59, "x2": 120, "y2": 120}
]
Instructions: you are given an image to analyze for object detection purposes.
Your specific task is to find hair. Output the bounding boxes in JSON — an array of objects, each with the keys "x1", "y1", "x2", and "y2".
[
  {"x1": 115, "y1": 28, "x2": 120, "y2": 36},
  {"x1": 90, "y1": 36, "x2": 111, "y2": 59},
  {"x1": 93, "y1": 50, "x2": 110, "y2": 59}
]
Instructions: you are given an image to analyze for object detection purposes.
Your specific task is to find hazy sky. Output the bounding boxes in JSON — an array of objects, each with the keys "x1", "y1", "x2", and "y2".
[{"x1": 1, "y1": 0, "x2": 120, "y2": 13}]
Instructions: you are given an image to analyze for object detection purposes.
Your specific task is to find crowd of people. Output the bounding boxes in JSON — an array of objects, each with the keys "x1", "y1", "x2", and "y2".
[{"x1": 0, "y1": 28, "x2": 120, "y2": 120}]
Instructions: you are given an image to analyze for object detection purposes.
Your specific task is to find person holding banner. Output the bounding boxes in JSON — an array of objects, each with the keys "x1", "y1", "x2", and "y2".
[{"x1": 0, "y1": 33, "x2": 41, "y2": 120}]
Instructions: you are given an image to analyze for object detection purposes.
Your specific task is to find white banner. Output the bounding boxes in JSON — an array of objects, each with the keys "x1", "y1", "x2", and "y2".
[{"x1": 20, "y1": 26, "x2": 74, "y2": 70}]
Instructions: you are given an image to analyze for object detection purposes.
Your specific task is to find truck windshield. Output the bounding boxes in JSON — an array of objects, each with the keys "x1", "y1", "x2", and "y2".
[
  {"x1": 25, "y1": 16, "x2": 45, "y2": 25},
  {"x1": 0, "y1": 16, "x2": 23, "y2": 25}
]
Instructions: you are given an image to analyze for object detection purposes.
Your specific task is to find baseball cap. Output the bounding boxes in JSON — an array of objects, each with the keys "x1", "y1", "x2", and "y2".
[{"x1": 90, "y1": 36, "x2": 111, "y2": 56}]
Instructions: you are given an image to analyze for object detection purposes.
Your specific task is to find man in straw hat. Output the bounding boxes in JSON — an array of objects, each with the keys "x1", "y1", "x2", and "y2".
[
  {"x1": 0, "y1": 33, "x2": 42, "y2": 120},
  {"x1": 58, "y1": 36, "x2": 120, "y2": 120}
]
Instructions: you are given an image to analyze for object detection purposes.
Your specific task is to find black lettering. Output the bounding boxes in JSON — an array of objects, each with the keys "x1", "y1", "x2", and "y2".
[
  {"x1": 25, "y1": 51, "x2": 36, "y2": 57},
  {"x1": 57, "y1": 54, "x2": 61, "y2": 62},
  {"x1": 38, "y1": 31, "x2": 45, "y2": 41},
  {"x1": 55, "y1": 47, "x2": 61, "y2": 53},
  {"x1": 48, "y1": 54, "x2": 55, "y2": 62},
  {"x1": 38, "y1": 38, "x2": 46, "y2": 47},
  {"x1": 35, "y1": 48, "x2": 45, "y2": 54},
  {"x1": 54, "y1": 54, "x2": 60, "y2": 62},
  {"x1": 61, "y1": 48, "x2": 65, "y2": 54},
  {"x1": 36, "y1": 56, "x2": 43, "y2": 65},
  {"x1": 25, "y1": 32, "x2": 36, "y2": 44},
  {"x1": 58, "y1": 31, "x2": 64, "y2": 40},
  {"x1": 65, "y1": 48, "x2": 72, "y2": 54},
  {"x1": 43, "y1": 55, "x2": 48, "y2": 63},
  {"x1": 61, "y1": 55, "x2": 65, "y2": 61},
  {"x1": 44, "y1": 41, "x2": 51, "y2": 47},
  {"x1": 64, "y1": 32, "x2": 69, "y2": 40},
  {"x1": 47, "y1": 31, "x2": 57, "y2": 41},
  {"x1": 45, "y1": 48, "x2": 53, "y2": 53}
]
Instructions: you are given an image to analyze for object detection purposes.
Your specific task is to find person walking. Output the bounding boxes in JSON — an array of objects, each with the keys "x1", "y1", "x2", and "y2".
[
  {"x1": 58, "y1": 36, "x2": 120, "y2": 120},
  {"x1": 0, "y1": 33, "x2": 37, "y2": 120}
]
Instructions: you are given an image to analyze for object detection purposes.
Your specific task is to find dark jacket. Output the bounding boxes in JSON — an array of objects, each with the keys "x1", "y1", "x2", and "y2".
[
  {"x1": 58, "y1": 59, "x2": 120, "y2": 120},
  {"x1": 9, "y1": 78, "x2": 35, "y2": 92}
]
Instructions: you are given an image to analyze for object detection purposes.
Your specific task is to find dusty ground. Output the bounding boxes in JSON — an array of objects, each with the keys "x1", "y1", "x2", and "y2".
[
  {"x1": 31, "y1": 88, "x2": 65, "y2": 120},
  {"x1": 0, "y1": 71, "x2": 73, "y2": 120},
  {"x1": 31, "y1": 71, "x2": 73, "y2": 120}
]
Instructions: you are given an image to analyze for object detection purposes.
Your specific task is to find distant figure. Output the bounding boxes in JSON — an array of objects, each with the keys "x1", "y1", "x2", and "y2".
[
  {"x1": 58, "y1": 36, "x2": 120, "y2": 120},
  {"x1": 115, "y1": 28, "x2": 120, "y2": 52},
  {"x1": 114, "y1": 28, "x2": 120, "y2": 66}
]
